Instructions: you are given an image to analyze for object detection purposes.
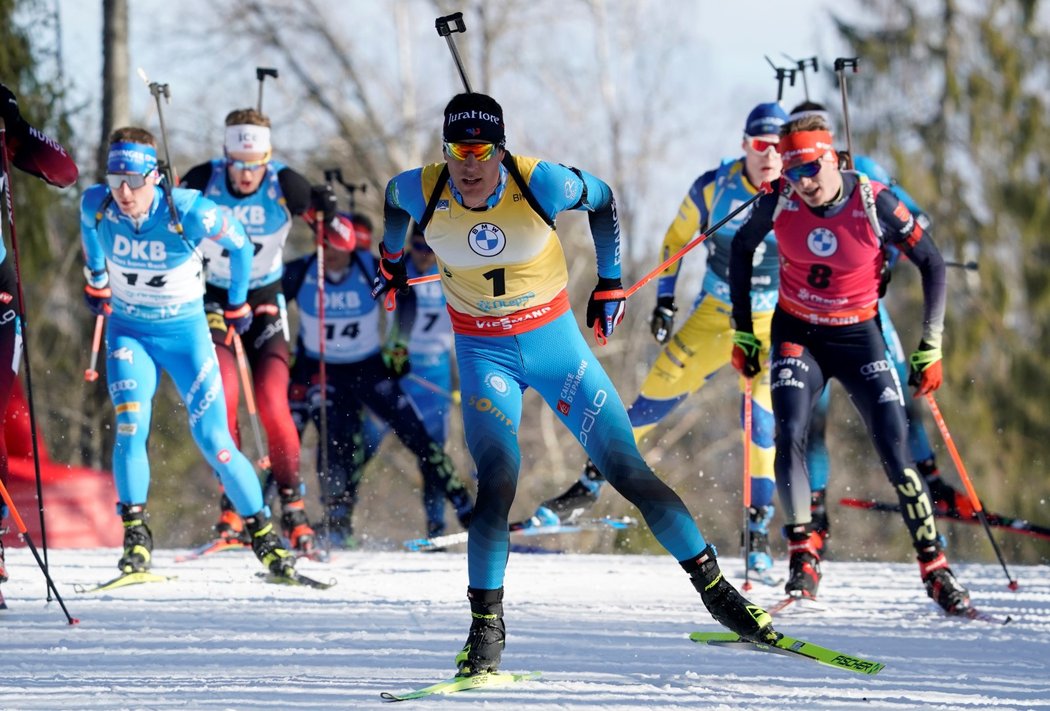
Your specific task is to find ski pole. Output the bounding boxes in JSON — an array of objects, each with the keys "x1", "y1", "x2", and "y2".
[
  {"x1": 623, "y1": 184, "x2": 771, "y2": 300},
  {"x1": 405, "y1": 373, "x2": 461, "y2": 405},
  {"x1": 924, "y1": 393, "x2": 1018, "y2": 590},
  {"x1": 0, "y1": 120, "x2": 51, "y2": 582},
  {"x1": 314, "y1": 215, "x2": 331, "y2": 553},
  {"x1": 584, "y1": 184, "x2": 769, "y2": 343},
  {"x1": 833, "y1": 58, "x2": 859, "y2": 170},
  {"x1": 945, "y1": 260, "x2": 979, "y2": 271},
  {"x1": 255, "y1": 67, "x2": 278, "y2": 113},
  {"x1": 586, "y1": 185, "x2": 764, "y2": 341},
  {"x1": 226, "y1": 329, "x2": 271, "y2": 473},
  {"x1": 435, "y1": 12, "x2": 473, "y2": 93},
  {"x1": 741, "y1": 377, "x2": 753, "y2": 592},
  {"x1": 0, "y1": 478, "x2": 78, "y2": 624},
  {"x1": 84, "y1": 314, "x2": 105, "y2": 382}
]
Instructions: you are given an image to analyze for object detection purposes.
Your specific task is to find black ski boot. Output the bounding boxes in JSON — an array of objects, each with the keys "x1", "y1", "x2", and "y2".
[
  {"x1": 539, "y1": 460, "x2": 605, "y2": 523},
  {"x1": 918, "y1": 547, "x2": 971, "y2": 614},
  {"x1": 455, "y1": 587, "x2": 506, "y2": 676},
  {"x1": 784, "y1": 524, "x2": 822, "y2": 599},
  {"x1": 117, "y1": 503, "x2": 153, "y2": 574},
  {"x1": 684, "y1": 545, "x2": 778, "y2": 644},
  {"x1": 245, "y1": 510, "x2": 296, "y2": 577}
]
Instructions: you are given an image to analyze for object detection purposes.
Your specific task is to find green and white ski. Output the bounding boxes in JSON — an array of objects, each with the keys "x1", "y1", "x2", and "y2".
[
  {"x1": 380, "y1": 670, "x2": 541, "y2": 702},
  {"x1": 690, "y1": 631, "x2": 885, "y2": 675}
]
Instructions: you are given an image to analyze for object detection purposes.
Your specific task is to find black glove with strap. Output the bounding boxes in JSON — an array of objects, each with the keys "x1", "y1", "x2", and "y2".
[
  {"x1": 586, "y1": 276, "x2": 627, "y2": 344},
  {"x1": 224, "y1": 302, "x2": 253, "y2": 334},
  {"x1": 310, "y1": 183, "x2": 338, "y2": 223},
  {"x1": 0, "y1": 83, "x2": 28, "y2": 139},
  {"x1": 370, "y1": 245, "x2": 409, "y2": 299},
  {"x1": 649, "y1": 295, "x2": 677, "y2": 344}
]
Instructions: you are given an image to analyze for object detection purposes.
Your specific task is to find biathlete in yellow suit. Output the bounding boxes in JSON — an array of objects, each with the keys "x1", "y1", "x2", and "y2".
[
  {"x1": 535, "y1": 102, "x2": 789, "y2": 575},
  {"x1": 372, "y1": 92, "x2": 778, "y2": 677}
]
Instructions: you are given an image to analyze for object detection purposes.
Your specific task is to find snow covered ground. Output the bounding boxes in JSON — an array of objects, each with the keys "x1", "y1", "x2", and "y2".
[{"x1": 1, "y1": 545, "x2": 1048, "y2": 710}]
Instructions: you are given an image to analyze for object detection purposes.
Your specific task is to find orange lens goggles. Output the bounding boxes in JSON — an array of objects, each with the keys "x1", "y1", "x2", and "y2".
[
  {"x1": 749, "y1": 138, "x2": 779, "y2": 153},
  {"x1": 444, "y1": 142, "x2": 499, "y2": 162}
]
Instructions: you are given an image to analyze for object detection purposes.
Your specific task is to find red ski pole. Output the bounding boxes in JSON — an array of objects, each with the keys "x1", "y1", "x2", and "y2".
[
  {"x1": 84, "y1": 314, "x2": 105, "y2": 382},
  {"x1": 924, "y1": 393, "x2": 1018, "y2": 590}
]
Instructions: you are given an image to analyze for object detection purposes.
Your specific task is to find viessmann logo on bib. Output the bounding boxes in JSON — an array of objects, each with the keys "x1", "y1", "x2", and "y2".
[{"x1": 468, "y1": 222, "x2": 506, "y2": 257}]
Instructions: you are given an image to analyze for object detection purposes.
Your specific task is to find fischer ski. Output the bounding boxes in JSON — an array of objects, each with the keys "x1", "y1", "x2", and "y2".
[
  {"x1": 404, "y1": 516, "x2": 637, "y2": 552},
  {"x1": 840, "y1": 497, "x2": 1050, "y2": 541},
  {"x1": 74, "y1": 571, "x2": 176, "y2": 594},
  {"x1": 690, "y1": 631, "x2": 885, "y2": 675},
  {"x1": 255, "y1": 570, "x2": 336, "y2": 589},
  {"x1": 380, "y1": 670, "x2": 541, "y2": 702},
  {"x1": 175, "y1": 538, "x2": 250, "y2": 563}
]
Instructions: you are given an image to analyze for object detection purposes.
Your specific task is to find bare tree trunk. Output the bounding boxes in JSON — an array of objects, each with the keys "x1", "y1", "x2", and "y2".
[
  {"x1": 98, "y1": 0, "x2": 130, "y2": 182},
  {"x1": 83, "y1": 0, "x2": 130, "y2": 470}
]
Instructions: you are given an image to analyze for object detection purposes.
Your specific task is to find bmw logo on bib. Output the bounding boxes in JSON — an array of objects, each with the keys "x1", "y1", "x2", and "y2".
[
  {"x1": 807, "y1": 227, "x2": 838, "y2": 257},
  {"x1": 469, "y1": 222, "x2": 507, "y2": 257}
]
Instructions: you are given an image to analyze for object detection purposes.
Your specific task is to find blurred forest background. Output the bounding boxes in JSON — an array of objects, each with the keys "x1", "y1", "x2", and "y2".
[{"x1": 2, "y1": 0, "x2": 1048, "y2": 565}]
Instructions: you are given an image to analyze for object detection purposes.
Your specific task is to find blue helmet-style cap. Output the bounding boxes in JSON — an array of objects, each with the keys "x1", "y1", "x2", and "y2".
[
  {"x1": 107, "y1": 141, "x2": 158, "y2": 175},
  {"x1": 744, "y1": 102, "x2": 789, "y2": 137}
]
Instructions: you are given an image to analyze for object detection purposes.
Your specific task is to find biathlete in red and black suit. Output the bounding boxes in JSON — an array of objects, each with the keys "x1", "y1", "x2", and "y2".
[{"x1": 728, "y1": 111, "x2": 972, "y2": 615}]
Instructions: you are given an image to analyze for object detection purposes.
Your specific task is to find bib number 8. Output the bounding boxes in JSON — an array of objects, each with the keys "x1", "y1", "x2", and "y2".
[{"x1": 807, "y1": 264, "x2": 832, "y2": 289}]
